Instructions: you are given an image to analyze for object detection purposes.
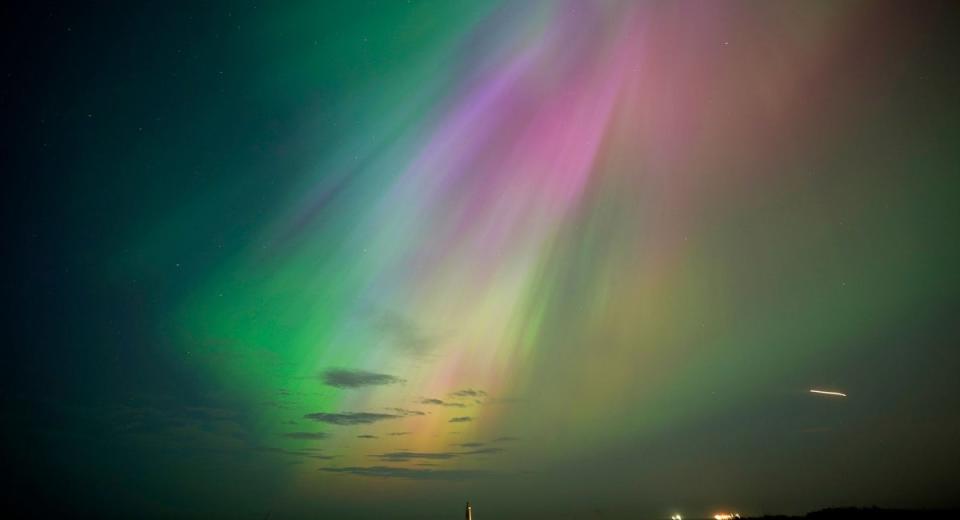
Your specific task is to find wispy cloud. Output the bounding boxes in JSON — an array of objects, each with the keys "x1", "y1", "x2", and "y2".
[
  {"x1": 421, "y1": 398, "x2": 465, "y2": 408},
  {"x1": 254, "y1": 446, "x2": 335, "y2": 460},
  {"x1": 373, "y1": 447, "x2": 503, "y2": 462},
  {"x1": 388, "y1": 431, "x2": 410, "y2": 436},
  {"x1": 321, "y1": 369, "x2": 405, "y2": 389},
  {"x1": 357, "y1": 434, "x2": 378, "y2": 439},
  {"x1": 493, "y1": 436, "x2": 519, "y2": 443},
  {"x1": 458, "y1": 442, "x2": 485, "y2": 448},
  {"x1": 386, "y1": 408, "x2": 425, "y2": 416},
  {"x1": 449, "y1": 416, "x2": 472, "y2": 423},
  {"x1": 377, "y1": 451, "x2": 457, "y2": 461},
  {"x1": 369, "y1": 310, "x2": 436, "y2": 356},
  {"x1": 463, "y1": 447, "x2": 503, "y2": 455},
  {"x1": 321, "y1": 466, "x2": 490, "y2": 481},
  {"x1": 304, "y1": 412, "x2": 401, "y2": 425},
  {"x1": 450, "y1": 389, "x2": 487, "y2": 398},
  {"x1": 281, "y1": 432, "x2": 329, "y2": 440}
]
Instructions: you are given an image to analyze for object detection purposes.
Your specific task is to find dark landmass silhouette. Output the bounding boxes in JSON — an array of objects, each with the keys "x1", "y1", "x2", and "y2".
[{"x1": 742, "y1": 507, "x2": 959, "y2": 520}]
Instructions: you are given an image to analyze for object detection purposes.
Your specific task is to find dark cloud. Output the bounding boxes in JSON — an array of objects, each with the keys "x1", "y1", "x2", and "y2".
[
  {"x1": 449, "y1": 389, "x2": 487, "y2": 398},
  {"x1": 388, "y1": 431, "x2": 410, "y2": 436},
  {"x1": 373, "y1": 447, "x2": 503, "y2": 462},
  {"x1": 282, "y1": 432, "x2": 329, "y2": 440},
  {"x1": 386, "y1": 407, "x2": 425, "y2": 416},
  {"x1": 421, "y1": 398, "x2": 465, "y2": 408},
  {"x1": 458, "y1": 442, "x2": 485, "y2": 448},
  {"x1": 321, "y1": 369, "x2": 404, "y2": 389},
  {"x1": 357, "y1": 434, "x2": 378, "y2": 439},
  {"x1": 254, "y1": 446, "x2": 335, "y2": 460},
  {"x1": 493, "y1": 436, "x2": 520, "y2": 443},
  {"x1": 449, "y1": 416, "x2": 472, "y2": 423},
  {"x1": 462, "y1": 447, "x2": 503, "y2": 455},
  {"x1": 377, "y1": 451, "x2": 457, "y2": 461},
  {"x1": 304, "y1": 412, "x2": 401, "y2": 425},
  {"x1": 321, "y1": 466, "x2": 490, "y2": 481}
]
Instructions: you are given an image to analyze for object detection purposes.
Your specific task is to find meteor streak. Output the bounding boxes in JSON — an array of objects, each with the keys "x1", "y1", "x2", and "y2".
[{"x1": 810, "y1": 389, "x2": 847, "y2": 397}]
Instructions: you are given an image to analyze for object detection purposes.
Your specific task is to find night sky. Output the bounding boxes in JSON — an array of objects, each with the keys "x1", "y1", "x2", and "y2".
[{"x1": 4, "y1": 1, "x2": 960, "y2": 519}]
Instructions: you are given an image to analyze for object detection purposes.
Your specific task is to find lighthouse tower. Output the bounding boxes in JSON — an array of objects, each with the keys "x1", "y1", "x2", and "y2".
[{"x1": 465, "y1": 501, "x2": 472, "y2": 520}]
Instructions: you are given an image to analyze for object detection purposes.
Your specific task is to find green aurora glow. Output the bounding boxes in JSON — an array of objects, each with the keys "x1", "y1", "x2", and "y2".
[{"x1": 7, "y1": 1, "x2": 960, "y2": 518}]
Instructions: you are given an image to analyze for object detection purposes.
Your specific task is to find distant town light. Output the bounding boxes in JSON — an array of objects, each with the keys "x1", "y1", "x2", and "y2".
[
  {"x1": 713, "y1": 514, "x2": 740, "y2": 520},
  {"x1": 671, "y1": 515, "x2": 682, "y2": 520}
]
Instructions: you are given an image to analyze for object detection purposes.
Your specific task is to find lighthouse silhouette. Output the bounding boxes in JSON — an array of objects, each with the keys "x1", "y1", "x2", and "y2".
[{"x1": 465, "y1": 501, "x2": 472, "y2": 520}]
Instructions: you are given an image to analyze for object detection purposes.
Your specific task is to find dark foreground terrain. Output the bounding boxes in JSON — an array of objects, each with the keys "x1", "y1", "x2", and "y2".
[{"x1": 744, "y1": 507, "x2": 959, "y2": 520}]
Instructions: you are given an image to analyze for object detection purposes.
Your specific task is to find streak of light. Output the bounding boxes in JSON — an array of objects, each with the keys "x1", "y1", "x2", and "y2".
[{"x1": 809, "y1": 389, "x2": 847, "y2": 397}]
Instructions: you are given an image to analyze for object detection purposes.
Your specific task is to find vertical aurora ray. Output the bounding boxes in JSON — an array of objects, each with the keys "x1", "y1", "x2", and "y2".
[{"x1": 166, "y1": 0, "x2": 960, "y2": 497}]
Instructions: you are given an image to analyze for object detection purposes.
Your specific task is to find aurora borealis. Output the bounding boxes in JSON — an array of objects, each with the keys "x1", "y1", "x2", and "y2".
[{"x1": 5, "y1": 1, "x2": 960, "y2": 518}]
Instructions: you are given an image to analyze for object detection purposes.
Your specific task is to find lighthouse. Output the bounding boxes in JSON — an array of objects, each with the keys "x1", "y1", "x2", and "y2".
[{"x1": 465, "y1": 501, "x2": 472, "y2": 520}]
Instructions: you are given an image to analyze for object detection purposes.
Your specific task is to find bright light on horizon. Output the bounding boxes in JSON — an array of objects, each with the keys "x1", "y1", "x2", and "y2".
[
  {"x1": 714, "y1": 514, "x2": 740, "y2": 520},
  {"x1": 810, "y1": 389, "x2": 847, "y2": 397}
]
